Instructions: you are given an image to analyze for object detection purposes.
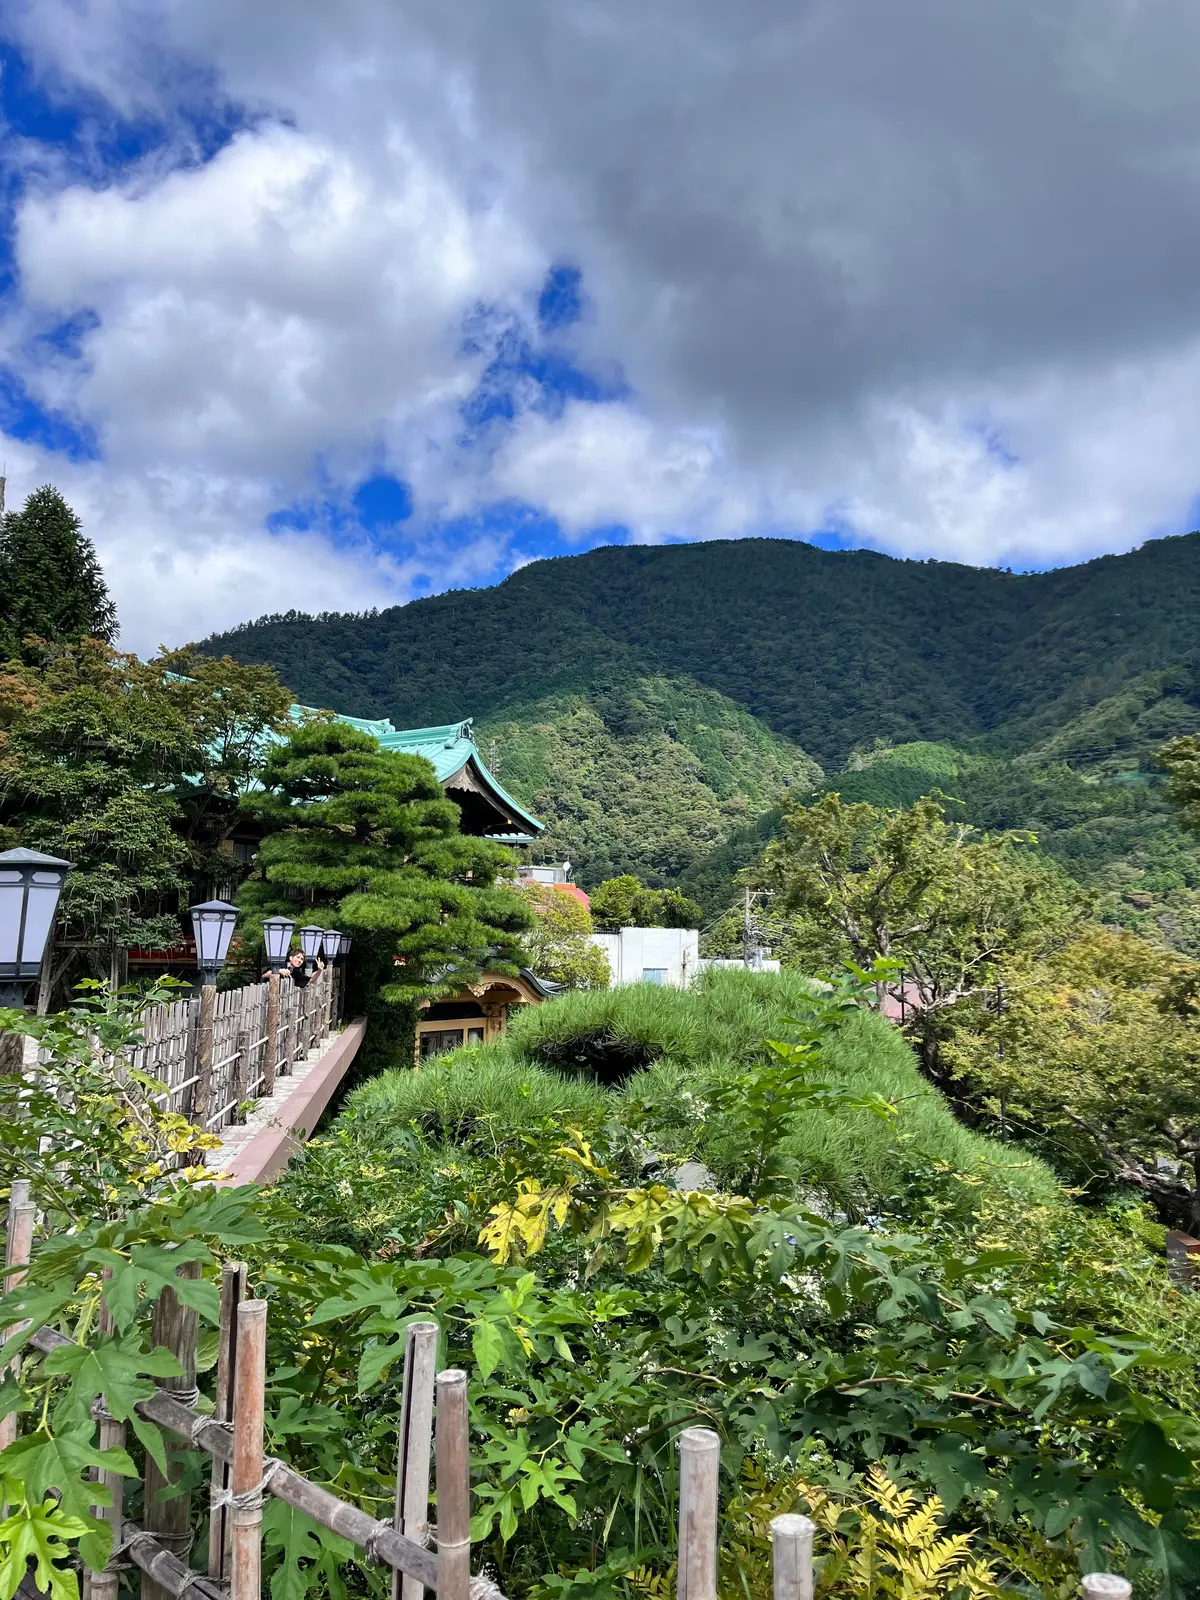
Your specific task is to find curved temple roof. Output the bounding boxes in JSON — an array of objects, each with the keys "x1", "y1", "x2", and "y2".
[{"x1": 291, "y1": 709, "x2": 543, "y2": 843}]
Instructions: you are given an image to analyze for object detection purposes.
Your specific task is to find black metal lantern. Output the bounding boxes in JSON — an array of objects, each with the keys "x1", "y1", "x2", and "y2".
[
  {"x1": 298, "y1": 925, "x2": 325, "y2": 966},
  {"x1": 190, "y1": 899, "x2": 240, "y2": 986},
  {"x1": 262, "y1": 916, "x2": 295, "y2": 973},
  {"x1": 0, "y1": 847, "x2": 72, "y2": 1008},
  {"x1": 322, "y1": 928, "x2": 341, "y2": 962},
  {"x1": 338, "y1": 933, "x2": 352, "y2": 960}
]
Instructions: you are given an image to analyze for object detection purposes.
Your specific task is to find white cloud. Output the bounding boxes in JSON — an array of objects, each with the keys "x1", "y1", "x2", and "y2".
[{"x1": 6, "y1": 0, "x2": 1200, "y2": 648}]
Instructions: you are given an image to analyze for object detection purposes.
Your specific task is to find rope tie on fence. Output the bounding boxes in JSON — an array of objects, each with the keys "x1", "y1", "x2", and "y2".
[
  {"x1": 111, "y1": 1527, "x2": 197, "y2": 1572},
  {"x1": 208, "y1": 1456, "x2": 282, "y2": 1515},
  {"x1": 191, "y1": 1413, "x2": 232, "y2": 1448},
  {"x1": 91, "y1": 1396, "x2": 117, "y2": 1424},
  {"x1": 174, "y1": 1385, "x2": 201, "y2": 1413}
]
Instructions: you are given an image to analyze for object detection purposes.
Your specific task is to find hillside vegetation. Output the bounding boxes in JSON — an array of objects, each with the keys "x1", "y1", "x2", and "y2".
[{"x1": 199, "y1": 534, "x2": 1200, "y2": 898}]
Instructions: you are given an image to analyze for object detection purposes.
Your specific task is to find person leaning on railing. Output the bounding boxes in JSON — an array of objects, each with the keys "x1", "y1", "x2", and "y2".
[{"x1": 283, "y1": 949, "x2": 324, "y2": 989}]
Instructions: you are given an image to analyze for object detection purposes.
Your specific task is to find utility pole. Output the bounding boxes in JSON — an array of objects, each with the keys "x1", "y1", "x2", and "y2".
[{"x1": 743, "y1": 887, "x2": 752, "y2": 970}]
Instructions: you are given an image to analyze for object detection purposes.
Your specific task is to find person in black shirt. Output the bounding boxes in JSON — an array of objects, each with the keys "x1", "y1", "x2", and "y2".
[{"x1": 287, "y1": 950, "x2": 311, "y2": 988}]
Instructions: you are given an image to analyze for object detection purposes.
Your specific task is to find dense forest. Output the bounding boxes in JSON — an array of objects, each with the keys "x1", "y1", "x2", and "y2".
[{"x1": 199, "y1": 534, "x2": 1200, "y2": 905}]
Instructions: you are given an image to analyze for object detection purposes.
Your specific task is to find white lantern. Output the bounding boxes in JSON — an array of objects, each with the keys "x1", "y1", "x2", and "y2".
[
  {"x1": 262, "y1": 916, "x2": 295, "y2": 972},
  {"x1": 298, "y1": 925, "x2": 325, "y2": 964},
  {"x1": 0, "y1": 848, "x2": 72, "y2": 1007},
  {"x1": 190, "y1": 899, "x2": 240, "y2": 984},
  {"x1": 322, "y1": 928, "x2": 341, "y2": 961}
]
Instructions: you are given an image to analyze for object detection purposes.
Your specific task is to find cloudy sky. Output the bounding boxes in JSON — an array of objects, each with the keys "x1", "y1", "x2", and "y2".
[{"x1": 3, "y1": 1, "x2": 1200, "y2": 651}]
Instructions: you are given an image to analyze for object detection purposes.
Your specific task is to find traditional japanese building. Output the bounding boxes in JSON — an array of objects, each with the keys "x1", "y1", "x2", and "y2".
[
  {"x1": 306, "y1": 714, "x2": 544, "y2": 844},
  {"x1": 414, "y1": 967, "x2": 562, "y2": 1059}
]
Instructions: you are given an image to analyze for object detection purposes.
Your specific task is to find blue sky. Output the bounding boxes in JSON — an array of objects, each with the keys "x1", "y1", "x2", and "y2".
[{"x1": 3, "y1": 1, "x2": 1200, "y2": 650}]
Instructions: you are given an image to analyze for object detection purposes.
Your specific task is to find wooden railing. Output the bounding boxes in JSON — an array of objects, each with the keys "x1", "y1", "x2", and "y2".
[{"x1": 72, "y1": 966, "x2": 343, "y2": 1135}]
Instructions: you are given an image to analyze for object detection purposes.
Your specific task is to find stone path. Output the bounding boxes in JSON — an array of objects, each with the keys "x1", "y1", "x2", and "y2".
[{"x1": 206, "y1": 1024, "x2": 361, "y2": 1177}]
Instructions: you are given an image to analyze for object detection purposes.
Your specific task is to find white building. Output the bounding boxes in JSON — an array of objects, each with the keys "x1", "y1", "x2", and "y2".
[
  {"x1": 589, "y1": 927, "x2": 700, "y2": 988},
  {"x1": 697, "y1": 955, "x2": 781, "y2": 974}
]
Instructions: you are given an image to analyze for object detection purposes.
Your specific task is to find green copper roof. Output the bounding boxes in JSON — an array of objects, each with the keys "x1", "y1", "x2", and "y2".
[{"x1": 288, "y1": 708, "x2": 544, "y2": 840}]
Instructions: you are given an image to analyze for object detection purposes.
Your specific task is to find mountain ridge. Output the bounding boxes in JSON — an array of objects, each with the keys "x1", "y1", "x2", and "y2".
[{"x1": 200, "y1": 531, "x2": 1200, "y2": 770}]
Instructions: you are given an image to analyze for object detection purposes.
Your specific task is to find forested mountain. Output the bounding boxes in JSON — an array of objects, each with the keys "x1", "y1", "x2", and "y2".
[{"x1": 199, "y1": 532, "x2": 1200, "y2": 904}]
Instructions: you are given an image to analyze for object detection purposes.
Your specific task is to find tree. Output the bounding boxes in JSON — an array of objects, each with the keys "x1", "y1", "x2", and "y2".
[
  {"x1": 0, "y1": 486, "x2": 116, "y2": 658},
  {"x1": 516, "y1": 882, "x2": 610, "y2": 989},
  {"x1": 590, "y1": 874, "x2": 702, "y2": 931},
  {"x1": 1158, "y1": 734, "x2": 1200, "y2": 834},
  {"x1": 155, "y1": 647, "x2": 294, "y2": 881},
  {"x1": 0, "y1": 639, "x2": 294, "y2": 996},
  {"x1": 760, "y1": 793, "x2": 1088, "y2": 1075},
  {"x1": 237, "y1": 723, "x2": 533, "y2": 1056},
  {"x1": 945, "y1": 926, "x2": 1200, "y2": 1229}
]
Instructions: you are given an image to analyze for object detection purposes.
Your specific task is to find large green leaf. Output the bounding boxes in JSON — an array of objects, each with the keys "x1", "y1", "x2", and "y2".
[
  {"x1": 44, "y1": 1334, "x2": 182, "y2": 1424},
  {"x1": 0, "y1": 1427, "x2": 137, "y2": 1520},
  {"x1": 0, "y1": 1499, "x2": 93, "y2": 1600}
]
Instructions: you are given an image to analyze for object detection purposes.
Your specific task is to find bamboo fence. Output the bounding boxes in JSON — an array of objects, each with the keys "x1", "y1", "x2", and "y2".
[{"x1": 42, "y1": 964, "x2": 344, "y2": 1137}]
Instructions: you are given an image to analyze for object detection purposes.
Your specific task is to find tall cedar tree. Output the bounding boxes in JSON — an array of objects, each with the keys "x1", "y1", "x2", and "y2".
[
  {"x1": 0, "y1": 486, "x2": 117, "y2": 658},
  {"x1": 0, "y1": 640, "x2": 293, "y2": 994},
  {"x1": 238, "y1": 723, "x2": 533, "y2": 1057}
]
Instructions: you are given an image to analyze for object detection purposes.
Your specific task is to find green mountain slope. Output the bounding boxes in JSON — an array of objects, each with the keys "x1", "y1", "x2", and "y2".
[
  {"x1": 475, "y1": 676, "x2": 821, "y2": 887},
  {"x1": 820, "y1": 740, "x2": 1200, "y2": 954},
  {"x1": 199, "y1": 533, "x2": 1200, "y2": 769},
  {"x1": 198, "y1": 533, "x2": 1200, "y2": 902}
]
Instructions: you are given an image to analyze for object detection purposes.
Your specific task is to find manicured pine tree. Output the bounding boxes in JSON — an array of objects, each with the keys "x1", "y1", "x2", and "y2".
[
  {"x1": 238, "y1": 722, "x2": 534, "y2": 1062},
  {"x1": 0, "y1": 485, "x2": 117, "y2": 659}
]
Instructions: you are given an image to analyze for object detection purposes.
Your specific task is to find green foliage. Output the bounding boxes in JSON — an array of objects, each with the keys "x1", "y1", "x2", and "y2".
[
  {"x1": 0, "y1": 639, "x2": 293, "y2": 982},
  {"x1": 0, "y1": 989, "x2": 268, "y2": 1600},
  {"x1": 1158, "y1": 732, "x2": 1200, "y2": 836},
  {"x1": 0, "y1": 980, "x2": 221, "y2": 1220},
  {"x1": 0, "y1": 486, "x2": 116, "y2": 660},
  {"x1": 817, "y1": 739, "x2": 1200, "y2": 956},
  {"x1": 761, "y1": 793, "x2": 1088, "y2": 1074},
  {"x1": 517, "y1": 881, "x2": 611, "y2": 989},
  {"x1": 945, "y1": 926, "x2": 1200, "y2": 1228},
  {"x1": 476, "y1": 677, "x2": 821, "y2": 888},
  {"x1": 590, "y1": 875, "x2": 702, "y2": 932},
  {"x1": 287, "y1": 968, "x2": 1200, "y2": 1593},
  {"x1": 7, "y1": 975, "x2": 1200, "y2": 1600},
  {"x1": 198, "y1": 534, "x2": 1200, "y2": 775},
  {"x1": 239, "y1": 722, "x2": 533, "y2": 1059}
]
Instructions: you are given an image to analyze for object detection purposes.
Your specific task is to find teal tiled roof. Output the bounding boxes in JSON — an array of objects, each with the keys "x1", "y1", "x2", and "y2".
[{"x1": 287, "y1": 708, "x2": 543, "y2": 840}]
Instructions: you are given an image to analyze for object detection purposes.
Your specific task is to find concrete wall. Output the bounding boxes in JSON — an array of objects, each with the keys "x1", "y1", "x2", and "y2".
[{"x1": 589, "y1": 927, "x2": 699, "y2": 988}]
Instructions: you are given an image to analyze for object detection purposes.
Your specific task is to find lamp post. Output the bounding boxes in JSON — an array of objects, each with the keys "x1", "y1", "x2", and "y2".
[
  {"x1": 260, "y1": 917, "x2": 294, "y2": 1099},
  {"x1": 0, "y1": 848, "x2": 73, "y2": 1011},
  {"x1": 188, "y1": 898, "x2": 239, "y2": 1128},
  {"x1": 298, "y1": 925, "x2": 325, "y2": 970},
  {"x1": 261, "y1": 916, "x2": 295, "y2": 974},
  {"x1": 190, "y1": 899, "x2": 240, "y2": 987},
  {"x1": 322, "y1": 928, "x2": 341, "y2": 961}
]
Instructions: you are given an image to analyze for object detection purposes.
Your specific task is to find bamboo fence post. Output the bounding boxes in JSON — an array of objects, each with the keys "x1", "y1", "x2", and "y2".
[
  {"x1": 324, "y1": 967, "x2": 335, "y2": 1036},
  {"x1": 231, "y1": 1027, "x2": 251, "y2": 1123},
  {"x1": 676, "y1": 1428, "x2": 720, "y2": 1600},
  {"x1": 435, "y1": 1369, "x2": 471, "y2": 1600},
  {"x1": 192, "y1": 984, "x2": 218, "y2": 1128},
  {"x1": 0, "y1": 1179, "x2": 35, "y2": 1453},
  {"x1": 86, "y1": 1271, "x2": 124, "y2": 1600},
  {"x1": 263, "y1": 974, "x2": 280, "y2": 1096},
  {"x1": 141, "y1": 1260, "x2": 202, "y2": 1600},
  {"x1": 208, "y1": 1262, "x2": 249, "y2": 1581},
  {"x1": 230, "y1": 1299, "x2": 268, "y2": 1600},
  {"x1": 770, "y1": 1515, "x2": 815, "y2": 1600},
  {"x1": 392, "y1": 1322, "x2": 439, "y2": 1600},
  {"x1": 1081, "y1": 1579, "x2": 1133, "y2": 1600}
]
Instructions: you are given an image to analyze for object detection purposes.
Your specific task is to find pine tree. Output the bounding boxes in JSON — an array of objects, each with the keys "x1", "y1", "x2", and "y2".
[
  {"x1": 238, "y1": 722, "x2": 534, "y2": 1062},
  {"x1": 0, "y1": 485, "x2": 117, "y2": 658}
]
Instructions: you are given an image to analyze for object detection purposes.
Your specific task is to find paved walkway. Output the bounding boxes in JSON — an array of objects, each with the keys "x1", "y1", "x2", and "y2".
[{"x1": 206, "y1": 1018, "x2": 367, "y2": 1185}]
